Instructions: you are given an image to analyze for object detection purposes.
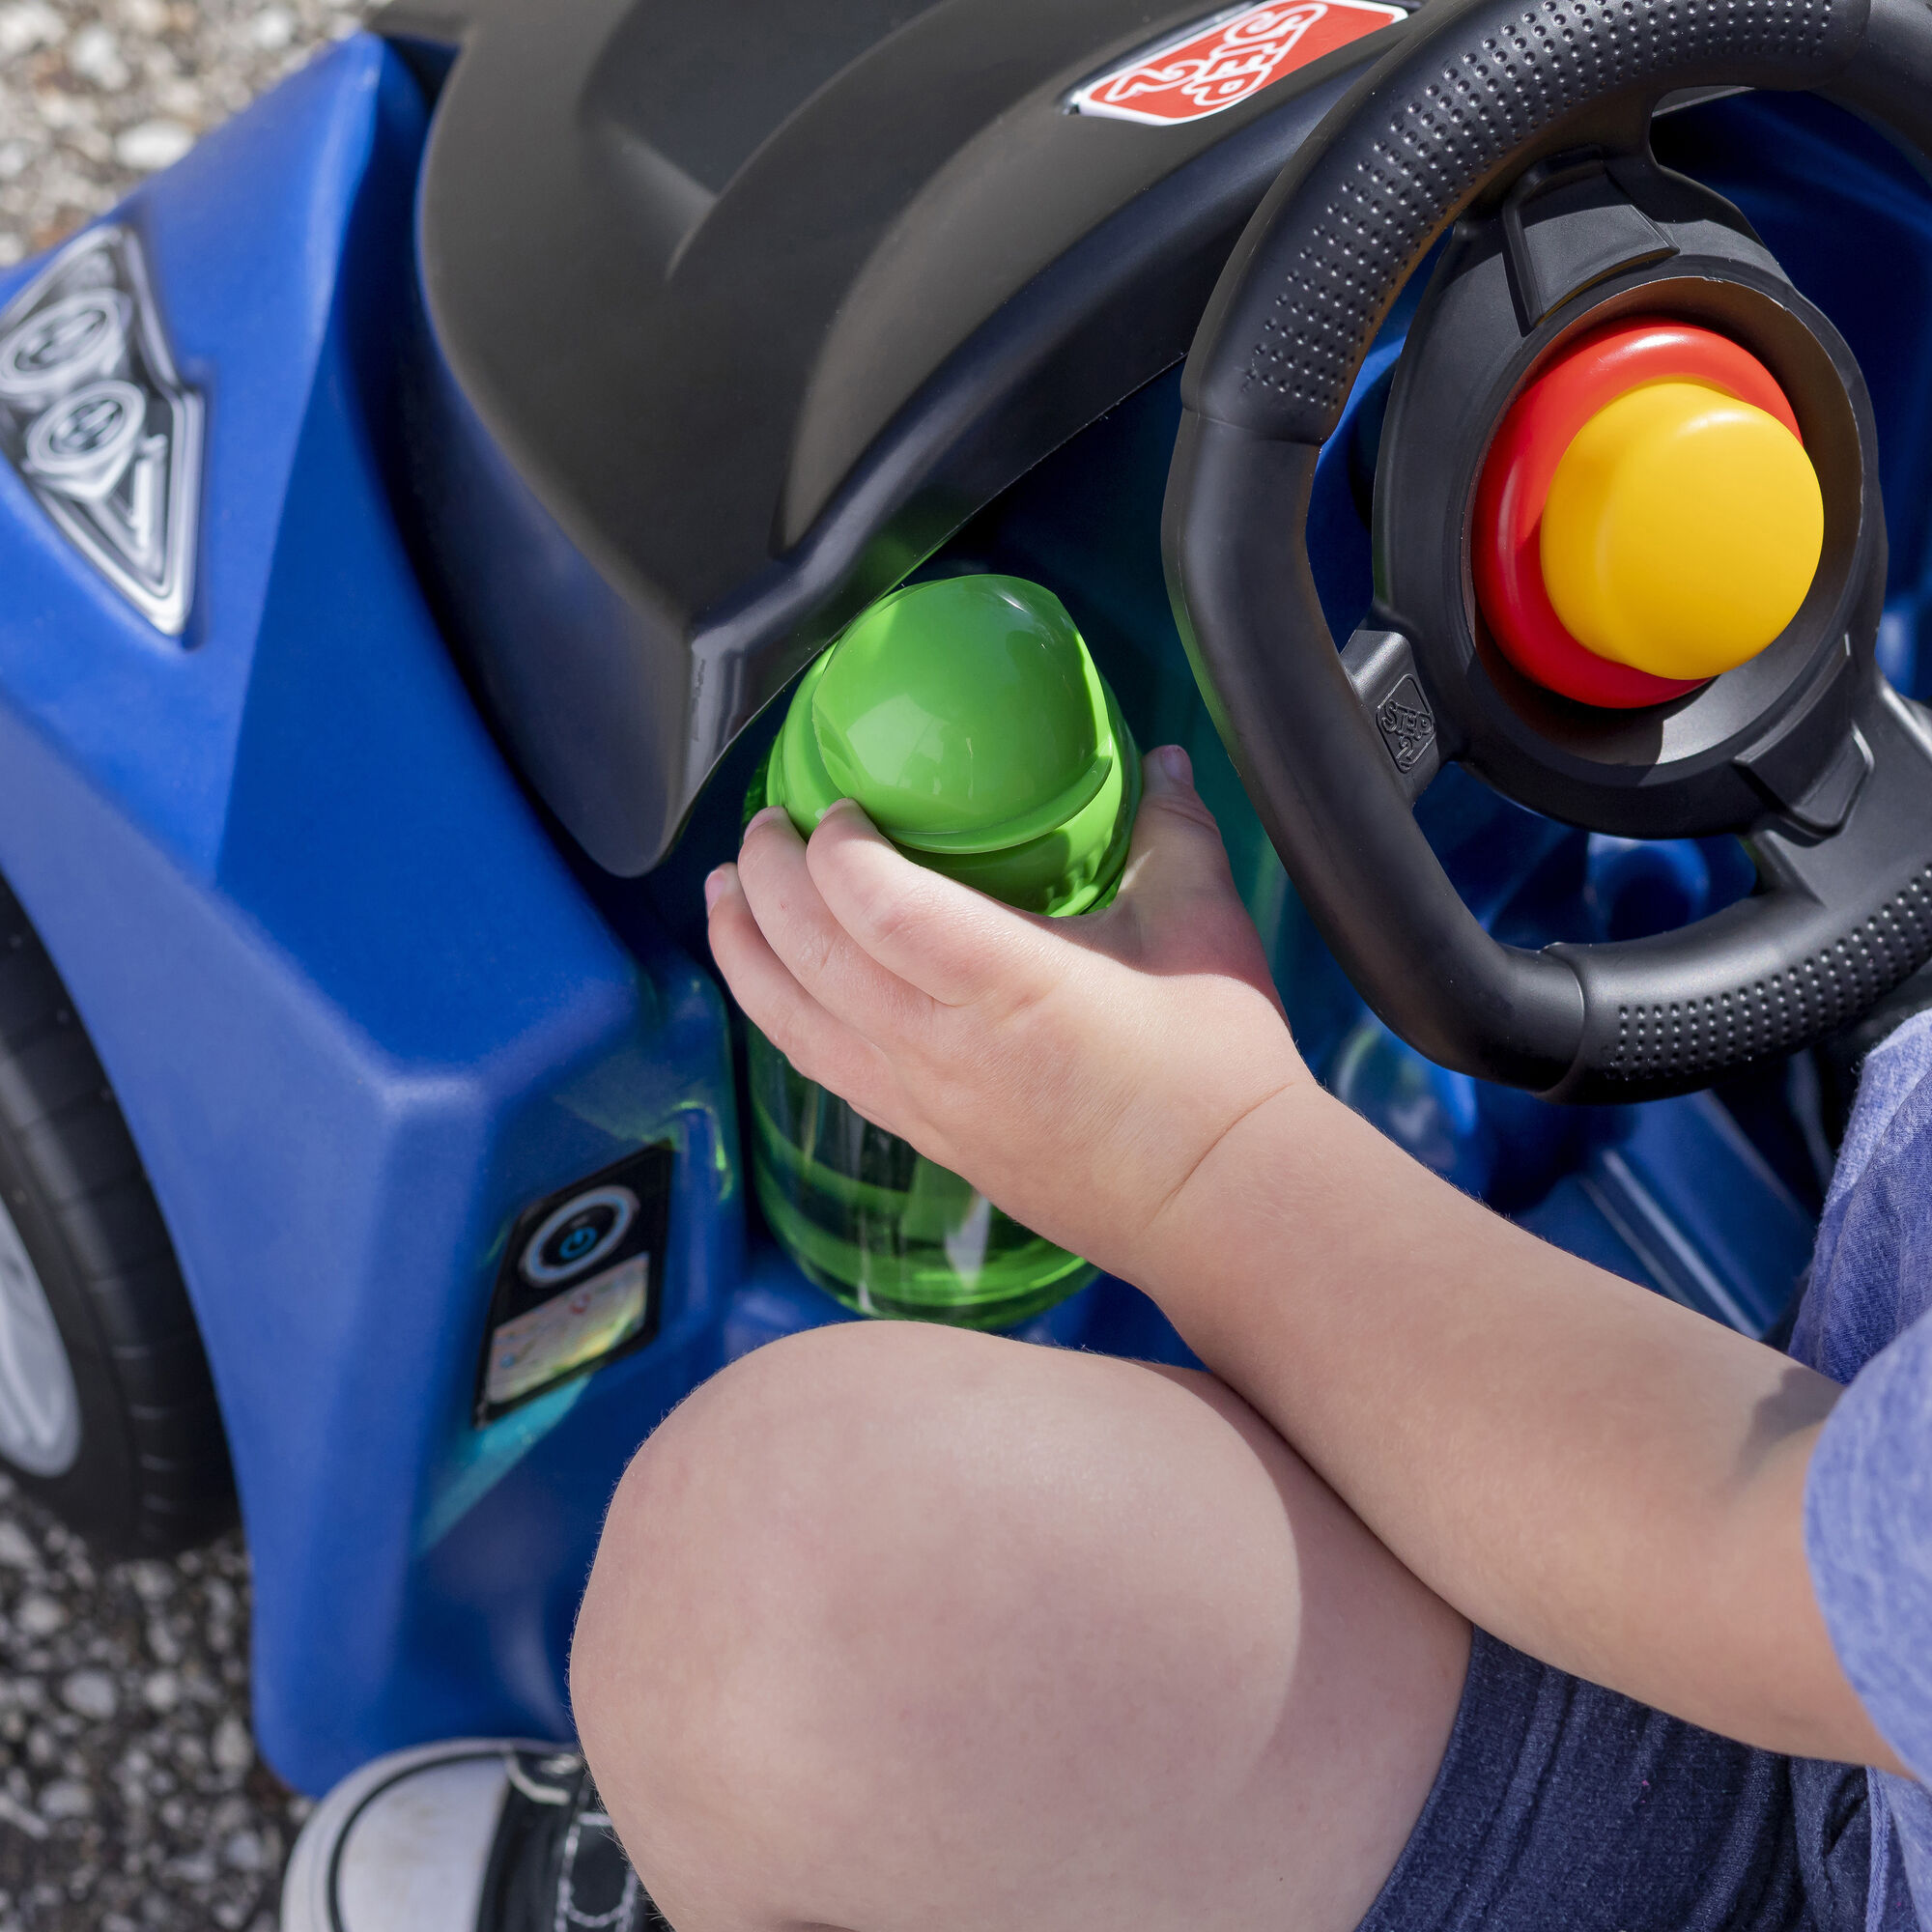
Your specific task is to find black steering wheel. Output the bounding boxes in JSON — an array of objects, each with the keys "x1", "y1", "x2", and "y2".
[{"x1": 1166, "y1": 0, "x2": 1932, "y2": 1101}]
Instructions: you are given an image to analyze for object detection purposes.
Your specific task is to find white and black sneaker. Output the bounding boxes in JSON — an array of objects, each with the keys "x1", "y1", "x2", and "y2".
[{"x1": 281, "y1": 1739, "x2": 669, "y2": 1932}]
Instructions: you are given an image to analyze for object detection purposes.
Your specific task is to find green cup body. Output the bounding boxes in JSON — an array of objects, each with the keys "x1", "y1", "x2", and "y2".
[
  {"x1": 745, "y1": 576, "x2": 1133, "y2": 1327},
  {"x1": 746, "y1": 1029, "x2": 1094, "y2": 1329}
]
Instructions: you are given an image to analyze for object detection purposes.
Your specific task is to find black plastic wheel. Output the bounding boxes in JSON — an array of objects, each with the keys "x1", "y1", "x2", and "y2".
[{"x1": 0, "y1": 876, "x2": 234, "y2": 1555}]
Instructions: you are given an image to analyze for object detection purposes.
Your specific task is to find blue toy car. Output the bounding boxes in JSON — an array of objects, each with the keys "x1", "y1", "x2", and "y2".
[{"x1": 0, "y1": 0, "x2": 1928, "y2": 1810}]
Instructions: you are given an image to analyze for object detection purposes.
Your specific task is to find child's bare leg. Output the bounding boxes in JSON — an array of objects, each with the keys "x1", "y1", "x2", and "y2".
[{"x1": 571, "y1": 1319, "x2": 1467, "y2": 1932}]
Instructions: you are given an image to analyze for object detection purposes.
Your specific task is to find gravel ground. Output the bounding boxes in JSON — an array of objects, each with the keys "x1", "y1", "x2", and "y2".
[
  {"x1": 1, "y1": 12, "x2": 377, "y2": 1926},
  {"x1": 0, "y1": 1483, "x2": 306, "y2": 1930},
  {"x1": 0, "y1": 0, "x2": 372, "y2": 269}
]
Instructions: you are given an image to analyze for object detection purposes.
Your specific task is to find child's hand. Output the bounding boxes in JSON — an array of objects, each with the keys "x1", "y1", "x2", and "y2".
[{"x1": 706, "y1": 746, "x2": 1310, "y2": 1282}]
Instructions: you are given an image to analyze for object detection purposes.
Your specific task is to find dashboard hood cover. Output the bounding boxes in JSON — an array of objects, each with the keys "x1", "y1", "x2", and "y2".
[{"x1": 377, "y1": 0, "x2": 1418, "y2": 871}]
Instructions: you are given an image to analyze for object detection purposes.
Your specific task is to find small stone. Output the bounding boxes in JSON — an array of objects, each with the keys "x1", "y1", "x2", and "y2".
[
  {"x1": 153, "y1": 72, "x2": 201, "y2": 118},
  {"x1": 69, "y1": 22, "x2": 130, "y2": 89},
  {"x1": 14, "y1": 1594, "x2": 64, "y2": 1637},
  {"x1": 210, "y1": 1792, "x2": 250, "y2": 1832},
  {"x1": 114, "y1": 120, "x2": 194, "y2": 172},
  {"x1": 221, "y1": 1828, "x2": 266, "y2": 1871},
  {"x1": 140, "y1": 1671, "x2": 178, "y2": 1713},
  {"x1": 0, "y1": 1788, "x2": 46, "y2": 1840},
  {"x1": 59, "y1": 1670, "x2": 116, "y2": 1721},
  {"x1": 36, "y1": 1779, "x2": 91, "y2": 1821},
  {"x1": 0, "y1": 1522, "x2": 37, "y2": 1570},
  {"x1": 0, "y1": 1, "x2": 63, "y2": 55},
  {"x1": 123, "y1": 1561, "x2": 173, "y2": 1604},
  {"x1": 146, "y1": 1618, "x2": 182, "y2": 1665},
  {"x1": 249, "y1": 5, "x2": 293, "y2": 47},
  {"x1": 167, "y1": 1849, "x2": 215, "y2": 1885},
  {"x1": 212, "y1": 1715, "x2": 253, "y2": 1775}
]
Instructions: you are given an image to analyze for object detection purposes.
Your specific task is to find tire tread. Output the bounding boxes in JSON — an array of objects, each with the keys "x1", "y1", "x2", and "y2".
[{"x1": 0, "y1": 876, "x2": 233, "y2": 1554}]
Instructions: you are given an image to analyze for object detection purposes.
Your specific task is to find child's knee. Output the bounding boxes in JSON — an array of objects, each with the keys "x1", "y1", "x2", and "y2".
[
  {"x1": 585, "y1": 1320, "x2": 1014, "y2": 1597},
  {"x1": 569, "y1": 1322, "x2": 1034, "y2": 1908},
  {"x1": 563, "y1": 1326, "x2": 1420, "y2": 1928},
  {"x1": 572, "y1": 1329, "x2": 998, "y2": 1691},
  {"x1": 570, "y1": 1322, "x2": 1302, "y2": 1789}
]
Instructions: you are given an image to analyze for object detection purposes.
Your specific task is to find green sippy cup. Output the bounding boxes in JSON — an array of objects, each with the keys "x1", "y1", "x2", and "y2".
[{"x1": 744, "y1": 573, "x2": 1140, "y2": 1329}]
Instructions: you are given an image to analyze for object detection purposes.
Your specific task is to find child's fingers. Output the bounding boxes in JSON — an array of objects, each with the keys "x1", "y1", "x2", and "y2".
[
  {"x1": 805, "y1": 803, "x2": 1065, "y2": 1009},
  {"x1": 705, "y1": 863, "x2": 893, "y2": 1109},
  {"x1": 1119, "y1": 747, "x2": 1242, "y2": 914},
  {"x1": 735, "y1": 808, "x2": 935, "y2": 1038},
  {"x1": 1110, "y1": 749, "x2": 1282, "y2": 999}
]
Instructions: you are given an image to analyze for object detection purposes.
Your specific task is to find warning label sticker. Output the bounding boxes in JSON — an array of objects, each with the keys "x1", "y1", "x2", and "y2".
[
  {"x1": 474, "y1": 1141, "x2": 672, "y2": 1424},
  {"x1": 484, "y1": 1255, "x2": 650, "y2": 1414},
  {"x1": 1067, "y1": 1, "x2": 1405, "y2": 127}
]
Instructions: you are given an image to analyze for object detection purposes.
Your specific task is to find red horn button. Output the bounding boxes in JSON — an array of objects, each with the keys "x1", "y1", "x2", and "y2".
[{"x1": 1472, "y1": 319, "x2": 1804, "y2": 709}]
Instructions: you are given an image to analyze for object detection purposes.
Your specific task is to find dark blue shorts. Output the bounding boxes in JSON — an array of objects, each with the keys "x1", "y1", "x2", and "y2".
[{"x1": 1356, "y1": 1629, "x2": 1874, "y2": 1932}]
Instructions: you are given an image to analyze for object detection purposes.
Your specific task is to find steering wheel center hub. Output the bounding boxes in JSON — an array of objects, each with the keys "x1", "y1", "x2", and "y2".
[{"x1": 1475, "y1": 316, "x2": 1824, "y2": 704}]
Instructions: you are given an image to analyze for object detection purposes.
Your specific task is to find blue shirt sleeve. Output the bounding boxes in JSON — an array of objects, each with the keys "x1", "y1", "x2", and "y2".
[
  {"x1": 1796, "y1": 1012, "x2": 1932, "y2": 1927},
  {"x1": 1805, "y1": 1303, "x2": 1932, "y2": 1786},
  {"x1": 1791, "y1": 1012, "x2": 1932, "y2": 1388}
]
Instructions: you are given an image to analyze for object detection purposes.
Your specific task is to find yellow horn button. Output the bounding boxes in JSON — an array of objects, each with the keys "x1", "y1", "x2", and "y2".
[{"x1": 1539, "y1": 381, "x2": 1825, "y2": 682}]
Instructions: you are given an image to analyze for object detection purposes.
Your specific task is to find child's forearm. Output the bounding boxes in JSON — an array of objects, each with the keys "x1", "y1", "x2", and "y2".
[{"x1": 1140, "y1": 1082, "x2": 1902, "y2": 1772}]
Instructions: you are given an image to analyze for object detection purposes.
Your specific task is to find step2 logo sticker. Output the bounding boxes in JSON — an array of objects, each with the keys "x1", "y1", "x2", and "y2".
[
  {"x1": 1068, "y1": 1, "x2": 1405, "y2": 127},
  {"x1": 0, "y1": 225, "x2": 202, "y2": 636}
]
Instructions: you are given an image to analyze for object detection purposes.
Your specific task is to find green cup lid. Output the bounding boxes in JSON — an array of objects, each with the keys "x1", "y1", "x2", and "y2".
[{"x1": 764, "y1": 575, "x2": 1140, "y2": 916}]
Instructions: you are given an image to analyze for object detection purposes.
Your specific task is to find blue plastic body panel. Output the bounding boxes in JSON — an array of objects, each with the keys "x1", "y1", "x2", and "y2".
[
  {"x1": 0, "y1": 44, "x2": 745, "y2": 1792},
  {"x1": 0, "y1": 47, "x2": 1923, "y2": 1794}
]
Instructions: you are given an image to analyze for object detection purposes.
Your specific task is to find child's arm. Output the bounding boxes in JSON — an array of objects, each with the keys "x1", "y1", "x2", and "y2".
[{"x1": 707, "y1": 747, "x2": 1901, "y2": 1773}]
